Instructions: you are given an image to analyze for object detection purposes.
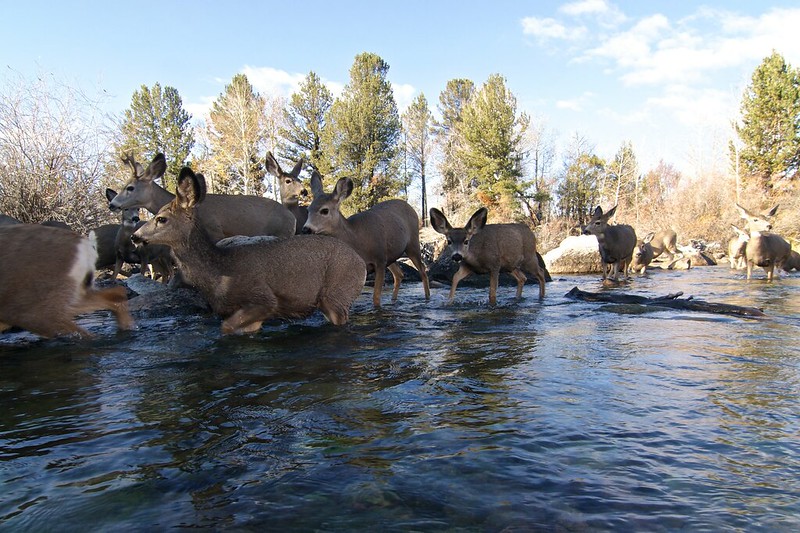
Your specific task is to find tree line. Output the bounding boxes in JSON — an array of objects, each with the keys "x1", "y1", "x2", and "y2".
[{"x1": 1, "y1": 51, "x2": 798, "y2": 246}]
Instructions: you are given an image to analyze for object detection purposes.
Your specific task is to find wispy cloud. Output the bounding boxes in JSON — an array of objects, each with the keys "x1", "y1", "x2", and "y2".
[
  {"x1": 521, "y1": 17, "x2": 586, "y2": 41},
  {"x1": 556, "y1": 91, "x2": 595, "y2": 112}
]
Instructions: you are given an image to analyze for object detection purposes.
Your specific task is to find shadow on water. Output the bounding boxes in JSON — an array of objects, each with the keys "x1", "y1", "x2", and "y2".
[{"x1": 2, "y1": 266, "x2": 800, "y2": 530}]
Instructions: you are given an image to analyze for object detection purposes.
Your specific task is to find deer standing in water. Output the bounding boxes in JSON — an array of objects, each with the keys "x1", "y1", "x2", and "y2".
[
  {"x1": 0, "y1": 224, "x2": 133, "y2": 338},
  {"x1": 265, "y1": 152, "x2": 307, "y2": 235},
  {"x1": 629, "y1": 232, "x2": 656, "y2": 274},
  {"x1": 132, "y1": 167, "x2": 366, "y2": 333},
  {"x1": 430, "y1": 207, "x2": 546, "y2": 305},
  {"x1": 649, "y1": 229, "x2": 680, "y2": 261},
  {"x1": 582, "y1": 205, "x2": 637, "y2": 282},
  {"x1": 110, "y1": 154, "x2": 295, "y2": 241},
  {"x1": 302, "y1": 172, "x2": 430, "y2": 307},
  {"x1": 735, "y1": 203, "x2": 791, "y2": 280},
  {"x1": 728, "y1": 225, "x2": 749, "y2": 270}
]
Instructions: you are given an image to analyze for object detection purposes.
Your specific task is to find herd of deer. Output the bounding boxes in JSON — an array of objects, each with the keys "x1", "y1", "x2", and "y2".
[{"x1": 0, "y1": 153, "x2": 796, "y2": 340}]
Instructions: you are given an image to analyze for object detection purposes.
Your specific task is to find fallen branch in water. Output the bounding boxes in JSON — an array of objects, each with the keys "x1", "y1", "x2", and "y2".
[{"x1": 565, "y1": 287, "x2": 766, "y2": 318}]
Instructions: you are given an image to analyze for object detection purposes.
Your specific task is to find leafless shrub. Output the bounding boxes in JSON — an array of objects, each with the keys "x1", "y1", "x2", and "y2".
[{"x1": 0, "y1": 69, "x2": 116, "y2": 233}]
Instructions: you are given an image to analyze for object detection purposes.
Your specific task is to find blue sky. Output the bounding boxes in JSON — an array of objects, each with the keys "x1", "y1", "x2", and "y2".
[{"x1": 3, "y1": 1, "x2": 800, "y2": 177}]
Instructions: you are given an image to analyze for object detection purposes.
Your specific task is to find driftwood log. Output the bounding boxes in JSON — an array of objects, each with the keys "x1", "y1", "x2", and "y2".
[{"x1": 565, "y1": 286, "x2": 766, "y2": 318}]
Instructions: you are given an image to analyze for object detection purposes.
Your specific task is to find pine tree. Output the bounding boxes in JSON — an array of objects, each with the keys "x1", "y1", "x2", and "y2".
[
  {"x1": 207, "y1": 74, "x2": 267, "y2": 195},
  {"x1": 322, "y1": 52, "x2": 402, "y2": 212},
  {"x1": 401, "y1": 93, "x2": 434, "y2": 226},
  {"x1": 118, "y1": 83, "x2": 194, "y2": 191},
  {"x1": 733, "y1": 51, "x2": 800, "y2": 190},
  {"x1": 454, "y1": 74, "x2": 529, "y2": 220},
  {"x1": 556, "y1": 134, "x2": 604, "y2": 224},
  {"x1": 281, "y1": 71, "x2": 332, "y2": 173},
  {"x1": 435, "y1": 78, "x2": 475, "y2": 213}
]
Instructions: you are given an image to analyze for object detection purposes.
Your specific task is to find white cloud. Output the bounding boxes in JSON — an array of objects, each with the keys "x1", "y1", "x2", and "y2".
[
  {"x1": 242, "y1": 65, "x2": 306, "y2": 97},
  {"x1": 521, "y1": 16, "x2": 586, "y2": 41},
  {"x1": 393, "y1": 82, "x2": 416, "y2": 113},
  {"x1": 556, "y1": 91, "x2": 594, "y2": 111},
  {"x1": 560, "y1": 0, "x2": 609, "y2": 17}
]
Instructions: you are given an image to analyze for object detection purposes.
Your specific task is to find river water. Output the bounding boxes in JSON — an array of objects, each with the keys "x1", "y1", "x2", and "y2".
[{"x1": 1, "y1": 265, "x2": 799, "y2": 531}]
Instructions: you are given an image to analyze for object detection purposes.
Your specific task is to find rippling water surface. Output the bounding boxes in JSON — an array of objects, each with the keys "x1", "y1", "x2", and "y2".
[{"x1": 2, "y1": 266, "x2": 800, "y2": 531}]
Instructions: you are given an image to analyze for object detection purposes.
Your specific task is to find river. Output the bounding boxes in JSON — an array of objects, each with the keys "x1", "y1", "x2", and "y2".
[{"x1": 1, "y1": 265, "x2": 799, "y2": 531}]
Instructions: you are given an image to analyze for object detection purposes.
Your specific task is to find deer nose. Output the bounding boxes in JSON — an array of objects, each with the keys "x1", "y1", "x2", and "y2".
[
  {"x1": 301, "y1": 227, "x2": 313, "y2": 234},
  {"x1": 766, "y1": 224, "x2": 772, "y2": 231},
  {"x1": 452, "y1": 253, "x2": 463, "y2": 262},
  {"x1": 131, "y1": 234, "x2": 145, "y2": 245},
  {"x1": 300, "y1": 189, "x2": 308, "y2": 198}
]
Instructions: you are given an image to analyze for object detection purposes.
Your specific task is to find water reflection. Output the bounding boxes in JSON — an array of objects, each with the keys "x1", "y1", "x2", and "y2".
[{"x1": 1, "y1": 267, "x2": 800, "y2": 530}]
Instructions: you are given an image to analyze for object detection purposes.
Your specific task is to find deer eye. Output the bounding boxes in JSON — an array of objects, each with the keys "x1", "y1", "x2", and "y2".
[
  {"x1": 156, "y1": 216, "x2": 168, "y2": 224},
  {"x1": 285, "y1": 178, "x2": 292, "y2": 184},
  {"x1": 126, "y1": 185, "x2": 135, "y2": 192},
  {"x1": 320, "y1": 208, "x2": 329, "y2": 215},
  {"x1": 463, "y1": 239, "x2": 470, "y2": 245}
]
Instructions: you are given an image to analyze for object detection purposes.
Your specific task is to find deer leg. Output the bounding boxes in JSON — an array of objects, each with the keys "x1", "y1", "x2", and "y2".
[
  {"x1": 489, "y1": 270, "x2": 500, "y2": 306},
  {"x1": 510, "y1": 269, "x2": 527, "y2": 299},
  {"x1": 449, "y1": 264, "x2": 473, "y2": 302},
  {"x1": 74, "y1": 286, "x2": 134, "y2": 331},
  {"x1": 408, "y1": 253, "x2": 431, "y2": 300},
  {"x1": 221, "y1": 306, "x2": 270, "y2": 335},
  {"x1": 319, "y1": 302, "x2": 350, "y2": 326},
  {"x1": 372, "y1": 265, "x2": 386, "y2": 307},
  {"x1": 746, "y1": 261, "x2": 753, "y2": 280},
  {"x1": 387, "y1": 262, "x2": 404, "y2": 301}
]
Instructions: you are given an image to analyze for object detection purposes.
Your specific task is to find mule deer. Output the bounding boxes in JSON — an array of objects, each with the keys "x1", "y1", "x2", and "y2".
[
  {"x1": 132, "y1": 167, "x2": 366, "y2": 333},
  {"x1": 430, "y1": 207, "x2": 546, "y2": 305},
  {"x1": 582, "y1": 205, "x2": 637, "y2": 282},
  {"x1": 105, "y1": 188, "x2": 142, "y2": 279},
  {"x1": 728, "y1": 225, "x2": 749, "y2": 270},
  {"x1": 110, "y1": 153, "x2": 295, "y2": 241},
  {"x1": 265, "y1": 152, "x2": 307, "y2": 234},
  {"x1": 629, "y1": 232, "x2": 656, "y2": 274},
  {"x1": 0, "y1": 224, "x2": 133, "y2": 338},
  {"x1": 302, "y1": 172, "x2": 430, "y2": 307},
  {"x1": 783, "y1": 249, "x2": 800, "y2": 272},
  {"x1": 735, "y1": 203, "x2": 791, "y2": 280},
  {"x1": 649, "y1": 229, "x2": 679, "y2": 260}
]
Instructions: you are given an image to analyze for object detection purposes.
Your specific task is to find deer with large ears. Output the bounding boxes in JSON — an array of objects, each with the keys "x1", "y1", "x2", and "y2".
[
  {"x1": 735, "y1": 203, "x2": 791, "y2": 280},
  {"x1": 132, "y1": 167, "x2": 366, "y2": 334},
  {"x1": 582, "y1": 205, "x2": 637, "y2": 282},
  {"x1": 430, "y1": 207, "x2": 546, "y2": 305},
  {"x1": 265, "y1": 152, "x2": 307, "y2": 234},
  {"x1": 110, "y1": 153, "x2": 296, "y2": 241},
  {"x1": 302, "y1": 172, "x2": 431, "y2": 307},
  {"x1": 0, "y1": 224, "x2": 133, "y2": 338}
]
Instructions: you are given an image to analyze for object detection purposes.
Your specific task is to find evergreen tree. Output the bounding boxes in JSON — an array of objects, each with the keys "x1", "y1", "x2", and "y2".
[
  {"x1": 207, "y1": 74, "x2": 267, "y2": 195},
  {"x1": 401, "y1": 93, "x2": 434, "y2": 226},
  {"x1": 119, "y1": 83, "x2": 194, "y2": 191},
  {"x1": 605, "y1": 141, "x2": 639, "y2": 217},
  {"x1": 435, "y1": 78, "x2": 475, "y2": 212},
  {"x1": 322, "y1": 52, "x2": 402, "y2": 212},
  {"x1": 454, "y1": 74, "x2": 529, "y2": 219},
  {"x1": 281, "y1": 71, "x2": 332, "y2": 173},
  {"x1": 556, "y1": 134, "x2": 604, "y2": 224},
  {"x1": 733, "y1": 51, "x2": 800, "y2": 190}
]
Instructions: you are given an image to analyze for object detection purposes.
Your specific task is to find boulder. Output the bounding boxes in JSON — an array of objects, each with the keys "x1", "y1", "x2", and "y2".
[{"x1": 543, "y1": 235, "x2": 603, "y2": 274}]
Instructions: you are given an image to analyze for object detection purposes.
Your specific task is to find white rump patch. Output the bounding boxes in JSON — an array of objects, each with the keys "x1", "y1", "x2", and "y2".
[{"x1": 68, "y1": 233, "x2": 99, "y2": 287}]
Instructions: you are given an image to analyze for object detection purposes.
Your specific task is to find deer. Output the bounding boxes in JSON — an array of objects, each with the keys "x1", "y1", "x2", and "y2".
[
  {"x1": 649, "y1": 229, "x2": 680, "y2": 261},
  {"x1": 735, "y1": 203, "x2": 791, "y2": 280},
  {"x1": 0, "y1": 224, "x2": 133, "y2": 338},
  {"x1": 783, "y1": 249, "x2": 800, "y2": 272},
  {"x1": 132, "y1": 167, "x2": 366, "y2": 334},
  {"x1": 265, "y1": 152, "x2": 307, "y2": 234},
  {"x1": 429, "y1": 207, "x2": 546, "y2": 305},
  {"x1": 302, "y1": 172, "x2": 430, "y2": 307},
  {"x1": 629, "y1": 232, "x2": 656, "y2": 274},
  {"x1": 104, "y1": 188, "x2": 142, "y2": 279},
  {"x1": 728, "y1": 225, "x2": 749, "y2": 270},
  {"x1": 582, "y1": 205, "x2": 637, "y2": 282},
  {"x1": 110, "y1": 153, "x2": 296, "y2": 241}
]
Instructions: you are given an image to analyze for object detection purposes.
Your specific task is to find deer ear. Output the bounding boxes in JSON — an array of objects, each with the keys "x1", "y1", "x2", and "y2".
[
  {"x1": 264, "y1": 152, "x2": 281, "y2": 177},
  {"x1": 290, "y1": 157, "x2": 303, "y2": 178},
  {"x1": 429, "y1": 208, "x2": 452, "y2": 235},
  {"x1": 466, "y1": 207, "x2": 488, "y2": 235},
  {"x1": 643, "y1": 232, "x2": 655, "y2": 244},
  {"x1": 105, "y1": 188, "x2": 117, "y2": 202},
  {"x1": 145, "y1": 153, "x2": 167, "y2": 182},
  {"x1": 309, "y1": 171, "x2": 325, "y2": 197},
  {"x1": 333, "y1": 178, "x2": 354, "y2": 202},
  {"x1": 605, "y1": 205, "x2": 618, "y2": 218},
  {"x1": 766, "y1": 205, "x2": 779, "y2": 217},
  {"x1": 176, "y1": 167, "x2": 205, "y2": 209},
  {"x1": 592, "y1": 205, "x2": 603, "y2": 218}
]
